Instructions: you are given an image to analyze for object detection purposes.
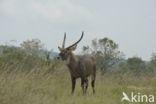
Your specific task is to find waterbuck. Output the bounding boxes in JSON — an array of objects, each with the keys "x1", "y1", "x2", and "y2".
[{"x1": 58, "y1": 32, "x2": 96, "y2": 95}]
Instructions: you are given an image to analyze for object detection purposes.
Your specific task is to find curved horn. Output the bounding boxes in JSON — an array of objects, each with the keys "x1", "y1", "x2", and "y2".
[
  {"x1": 66, "y1": 31, "x2": 84, "y2": 49},
  {"x1": 62, "y1": 32, "x2": 66, "y2": 48}
]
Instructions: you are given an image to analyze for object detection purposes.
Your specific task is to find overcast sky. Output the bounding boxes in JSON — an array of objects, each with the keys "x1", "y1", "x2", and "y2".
[{"x1": 0, "y1": 0, "x2": 156, "y2": 60}]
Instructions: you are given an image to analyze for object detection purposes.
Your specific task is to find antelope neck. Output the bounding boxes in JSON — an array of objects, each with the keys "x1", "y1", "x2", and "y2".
[{"x1": 68, "y1": 52, "x2": 78, "y2": 64}]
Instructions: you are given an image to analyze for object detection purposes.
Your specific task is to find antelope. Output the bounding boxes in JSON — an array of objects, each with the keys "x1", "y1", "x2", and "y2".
[{"x1": 58, "y1": 32, "x2": 96, "y2": 95}]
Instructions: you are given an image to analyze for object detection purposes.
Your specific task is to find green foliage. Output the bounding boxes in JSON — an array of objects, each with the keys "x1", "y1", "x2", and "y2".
[
  {"x1": 150, "y1": 53, "x2": 156, "y2": 66},
  {"x1": 81, "y1": 37, "x2": 156, "y2": 76},
  {"x1": 0, "y1": 46, "x2": 26, "y2": 72},
  {"x1": 82, "y1": 37, "x2": 123, "y2": 74},
  {"x1": 127, "y1": 57, "x2": 145, "y2": 72},
  {"x1": 0, "y1": 45, "x2": 59, "y2": 73},
  {"x1": 20, "y1": 39, "x2": 44, "y2": 56},
  {"x1": 117, "y1": 56, "x2": 156, "y2": 76},
  {"x1": 82, "y1": 45, "x2": 90, "y2": 54}
]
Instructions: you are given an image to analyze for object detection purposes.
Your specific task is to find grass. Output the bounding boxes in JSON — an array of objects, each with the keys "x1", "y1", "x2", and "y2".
[{"x1": 0, "y1": 65, "x2": 156, "y2": 104}]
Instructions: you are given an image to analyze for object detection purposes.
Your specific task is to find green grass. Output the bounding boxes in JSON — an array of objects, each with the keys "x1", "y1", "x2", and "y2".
[{"x1": 0, "y1": 66, "x2": 156, "y2": 104}]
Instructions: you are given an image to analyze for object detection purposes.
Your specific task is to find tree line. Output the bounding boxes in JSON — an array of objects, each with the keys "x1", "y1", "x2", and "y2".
[
  {"x1": 0, "y1": 38, "x2": 156, "y2": 75},
  {"x1": 82, "y1": 37, "x2": 156, "y2": 75}
]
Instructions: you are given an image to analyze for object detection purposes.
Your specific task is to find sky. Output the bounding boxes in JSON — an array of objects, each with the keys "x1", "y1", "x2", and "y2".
[{"x1": 0, "y1": 0, "x2": 156, "y2": 60}]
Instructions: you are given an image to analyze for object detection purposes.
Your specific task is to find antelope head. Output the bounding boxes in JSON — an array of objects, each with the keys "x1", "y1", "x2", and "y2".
[{"x1": 58, "y1": 32, "x2": 84, "y2": 60}]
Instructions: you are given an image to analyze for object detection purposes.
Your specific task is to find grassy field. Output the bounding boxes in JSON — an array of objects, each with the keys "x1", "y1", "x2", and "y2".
[{"x1": 0, "y1": 64, "x2": 156, "y2": 104}]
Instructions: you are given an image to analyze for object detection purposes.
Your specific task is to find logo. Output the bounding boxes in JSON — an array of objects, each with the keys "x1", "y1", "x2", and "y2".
[{"x1": 121, "y1": 92, "x2": 154, "y2": 103}]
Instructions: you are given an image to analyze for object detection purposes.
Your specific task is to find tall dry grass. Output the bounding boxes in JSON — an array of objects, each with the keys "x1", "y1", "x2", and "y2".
[{"x1": 0, "y1": 63, "x2": 156, "y2": 104}]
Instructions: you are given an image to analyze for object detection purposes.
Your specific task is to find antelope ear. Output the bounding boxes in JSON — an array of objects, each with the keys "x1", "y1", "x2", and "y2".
[
  {"x1": 70, "y1": 45, "x2": 77, "y2": 51},
  {"x1": 58, "y1": 46, "x2": 62, "y2": 51}
]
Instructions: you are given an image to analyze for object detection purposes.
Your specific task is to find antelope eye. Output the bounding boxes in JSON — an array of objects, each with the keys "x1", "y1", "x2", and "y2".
[{"x1": 59, "y1": 52, "x2": 65, "y2": 57}]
